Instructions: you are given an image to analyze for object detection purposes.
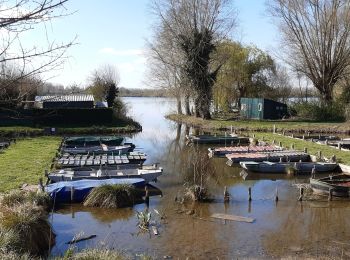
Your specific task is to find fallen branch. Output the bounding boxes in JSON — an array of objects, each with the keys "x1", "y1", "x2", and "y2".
[{"x1": 66, "y1": 235, "x2": 97, "y2": 244}]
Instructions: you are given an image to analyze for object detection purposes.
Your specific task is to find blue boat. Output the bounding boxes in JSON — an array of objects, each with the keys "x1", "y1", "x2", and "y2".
[{"x1": 45, "y1": 178, "x2": 145, "y2": 203}]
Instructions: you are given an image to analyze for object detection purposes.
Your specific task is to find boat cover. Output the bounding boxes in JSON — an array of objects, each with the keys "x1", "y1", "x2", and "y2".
[{"x1": 45, "y1": 178, "x2": 145, "y2": 203}]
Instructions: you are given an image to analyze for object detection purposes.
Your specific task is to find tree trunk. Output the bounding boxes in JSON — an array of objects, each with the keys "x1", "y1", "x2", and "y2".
[
  {"x1": 185, "y1": 94, "x2": 191, "y2": 115},
  {"x1": 176, "y1": 97, "x2": 183, "y2": 115}
]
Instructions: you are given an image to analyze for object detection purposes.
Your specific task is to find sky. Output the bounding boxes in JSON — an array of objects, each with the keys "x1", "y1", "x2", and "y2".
[{"x1": 23, "y1": 0, "x2": 280, "y2": 89}]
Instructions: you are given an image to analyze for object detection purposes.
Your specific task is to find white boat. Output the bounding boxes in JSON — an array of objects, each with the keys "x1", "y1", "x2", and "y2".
[{"x1": 47, "y1": 165, "x2": 163, "y2": 183}]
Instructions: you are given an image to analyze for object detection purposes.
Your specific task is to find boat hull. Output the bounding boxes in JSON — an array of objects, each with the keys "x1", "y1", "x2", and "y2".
[
  {"x1": 45, "y1": 178, "x2": 145, "y2": 203},
  {"x1": 310, "y1": 174, "x2": 350, "y2": 197}
]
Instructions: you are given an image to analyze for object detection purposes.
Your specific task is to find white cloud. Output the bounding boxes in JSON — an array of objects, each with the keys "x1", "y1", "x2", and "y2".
[{"x1": 99, "y1": 48, "x2": 144, "y2": 56}]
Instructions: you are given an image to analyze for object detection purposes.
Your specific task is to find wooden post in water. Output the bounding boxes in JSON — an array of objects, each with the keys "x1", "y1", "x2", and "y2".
[
  {"x1": 328, "y1": 188, "x2": 333, "y2": 201},
  {"x1": 144, "y1": 186, "x2": 150, "y2": 207},
  {"x1": 224, "y1": 186, "x2": 230, "y2": 202},
  {"x1": 70, "y1": 186, "x2": 75, "y2": 202},
  {"x1": 298, "y1": 187, "x2": 304, "y2": 201},
  {"x1": 275, "y1": 187, "x2": 279, "y2": 202},
  {"x1": 338, "y1": 143, "x2": 342, "y2": 150},
  {"x1": 279, "y1": 141, "x2": 282, "y2": 148},
  {"x1": 248, "y1": 187, "x2": 252, "y2": 201},
  {"x1": 303, "y1": 147, "x2": 308, "y2": 154}
]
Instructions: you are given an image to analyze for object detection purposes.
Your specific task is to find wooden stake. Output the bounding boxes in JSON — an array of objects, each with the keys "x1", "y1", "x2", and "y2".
[
  {"x1": 304, "y1": 147, "x2": 308, "y2": 153},
  {"x1": 71, "y1": 186, "x2": 75, "y2": 202},
  {"x1": 144, "y1": 186, "x2": 150, "y2": 206},
  {"x1": 248, "y1": 187, "x2": 252, "y2": 201},
  {"x1": 275, "y1": 187, "x2": 279, "y2": 202},
  {"x1": 298, "y1": 187, "x2": 304, "y2": 201},
  {"x1": 224, "y1": 186, "x2": 230, "y2": 202},
  {"x1": 328, "y1": 188, "x2": 333, "y2": 201}
]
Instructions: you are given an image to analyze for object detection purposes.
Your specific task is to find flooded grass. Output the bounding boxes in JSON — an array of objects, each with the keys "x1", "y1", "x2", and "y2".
[
  {"x1": 83, "y1": 184, "x2": 141, "y2": 209},
  {"x1": 0, "y1": 136, "x2": 61, "y2": 192}
]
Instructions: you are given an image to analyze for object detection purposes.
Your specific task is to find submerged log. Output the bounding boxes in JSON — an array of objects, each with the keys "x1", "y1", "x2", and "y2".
[{"x1": 211, "y1": 213, "x2": 255, "y2": 223}]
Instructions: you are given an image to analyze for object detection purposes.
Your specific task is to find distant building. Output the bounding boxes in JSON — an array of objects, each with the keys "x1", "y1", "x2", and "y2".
[
  {"x1": 240, "y1": 98, "x2": 288, "y2": 120},
  {"x1": 35, "y1": 94, "x2": 94, "y2": 109}
]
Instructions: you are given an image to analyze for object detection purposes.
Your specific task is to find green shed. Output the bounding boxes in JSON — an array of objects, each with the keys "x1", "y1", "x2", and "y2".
[{"x1": 240, "y1": 98, "x2": 288, "y2": 120}]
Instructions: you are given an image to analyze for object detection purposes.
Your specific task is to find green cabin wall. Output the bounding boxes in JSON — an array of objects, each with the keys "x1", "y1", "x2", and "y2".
[{"x1": 240, "y1": 98, "x2": 287, "y2": 120}]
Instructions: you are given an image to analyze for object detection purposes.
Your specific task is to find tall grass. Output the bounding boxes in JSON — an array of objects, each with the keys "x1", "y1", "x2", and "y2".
[
  {"x1": 1, "y1": 190, "x2": 52, "y2": 211},
  {"x1": 83, "y1": 184, "x2": 140, "y2": 208},
  {"x1": 0, "y1": 203, "x2": 54, "y2": 256}
]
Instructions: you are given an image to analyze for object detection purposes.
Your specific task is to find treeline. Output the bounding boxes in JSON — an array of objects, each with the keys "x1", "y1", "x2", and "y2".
[{"x1": 119, "y1": 87, "x2": 169, "y2": 97}]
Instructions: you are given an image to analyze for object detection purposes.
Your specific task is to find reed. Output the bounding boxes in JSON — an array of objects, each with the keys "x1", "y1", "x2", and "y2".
[
  {"x1": 83, "y1": 184, "x2": 140, "y2": 208},
  {"x1": 0, "y1": 203, "x2": 55, "y2": 256},
  {"x1": 1, "y1": 190, "x2": 52, "y2": 211},
  {"x1": 59, "y1": 248, "x2": 128, "y2": 260}
]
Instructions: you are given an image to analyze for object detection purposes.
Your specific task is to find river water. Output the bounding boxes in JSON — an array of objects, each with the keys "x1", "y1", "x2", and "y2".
[{"x1": 50, "y1": 97, "x2": 350, "y2": 259}]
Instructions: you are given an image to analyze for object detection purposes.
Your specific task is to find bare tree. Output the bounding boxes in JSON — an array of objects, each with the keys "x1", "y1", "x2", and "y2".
[
  {"x1": 0, "y1": 0, "x2": 76, "y2": 109},
  {"x1": 149, "y1": 0, "x2": 236, "y2": 119},
  {"x1": 268, "y1": 0, "x2": 350, "y2": 103}
]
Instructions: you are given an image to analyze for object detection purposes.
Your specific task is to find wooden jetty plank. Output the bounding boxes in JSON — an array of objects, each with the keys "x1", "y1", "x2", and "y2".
[{"x1": 211, "y1": 213, "x2": 255, "y2": 223}]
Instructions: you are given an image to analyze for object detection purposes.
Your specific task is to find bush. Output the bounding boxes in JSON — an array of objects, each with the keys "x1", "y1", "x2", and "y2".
[
  {"x1": 292, "y1": 101, "x2": 345, "y2": 121},
  {"x1": 0, "y1": 203, "x2": 55, "y2": 256},
  {"x1": 83, "y1": 184, "x2": 140, "y2": 208}
]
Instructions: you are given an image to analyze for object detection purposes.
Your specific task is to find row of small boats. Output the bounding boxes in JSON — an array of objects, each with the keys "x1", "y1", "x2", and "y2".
[
  {"x1": 46, "y1": 135, "x2": 163, "y2": 203},
  {"x1": 195, "y1": 133, "x2": 350, "y2": 197}
]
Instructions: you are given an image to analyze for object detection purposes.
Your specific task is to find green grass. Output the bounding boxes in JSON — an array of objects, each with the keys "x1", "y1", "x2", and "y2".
[
  {"x1": 167, "y1": 114, "x2": 350, "y2": 133},
  {"x1": 252, "y1": 132, "x2": 350, "y2": 165},
  {"x1": 0, "y1": 137, "x2": 60, "y2": 192}
]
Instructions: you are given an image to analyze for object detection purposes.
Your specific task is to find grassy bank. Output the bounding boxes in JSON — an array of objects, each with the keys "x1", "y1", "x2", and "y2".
[
  {"x1": 253, "y1": 133, "x2": 350, "y2": 165},
  {"x1": 167, "y1": 114, "x2": 350, "y2": 165},
  {"x1": 167, "y1": 114, "x2": 350, "y2": 133},
  {"x1": 0, "y1": 137, "x2": 60, "y2": 192}
]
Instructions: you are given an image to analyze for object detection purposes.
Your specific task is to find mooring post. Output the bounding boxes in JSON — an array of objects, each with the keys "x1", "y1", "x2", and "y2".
[
  {"x1": 302, "y1": 135, "x2": 305, "y2": 140},
  {"x1": 275, "y1": 187, "x2": 279, "y2": 202},
  {"x1": 318, "y1": 150, "x2": 322, "y2": 160},
  {"x1": 291, "y1": 133, "x2": 294, "y2": 138},
  {"x1": 298, "y1": 187, "x2": 304, "y2": 201},
  {"x1": 338, "y1": 143, "x2": 342, "y2": 150},
  {"x1": 307, "y1": 131, "x2": 310, "y2": 137},
  {"x1": 248, "y1": 187, "x2": 252, "y2": 201},
  {"x1": 145, "y1": 186, "x2": 150, "y2": 207},
  {"x1": 325, "y1": 139, "x2": 328, "y2": 146},
  {"x1": 70, "y1": 186, "x2": 75, "y2": 202},
  {"x1": 272, "y1": 139, "x2": 275, "y2": 145},
  {"x1": 328, "y1": 188, "x2": 333, "y2": 201},
  {"x1": 279, "y1": 141, "x2": 282, "y2": 148},
  {"x1": 224, "y1": 186, "x2": 230, "y2": 202},
  {"x1": 304, "y1": 147, "x2": 308, "y2": 154},
  {"x1": 282, "y1": 130, "x2": 285, "y2": 136},
  {"x1": 273, "y1": 124, "x2": 276, "y2": 134},
  {"x1": 230, "y1": 125, "x2": 233, "y2": 133},
  {"x1": 291, "y1": 143, "x2": 295, "y2": 150}
]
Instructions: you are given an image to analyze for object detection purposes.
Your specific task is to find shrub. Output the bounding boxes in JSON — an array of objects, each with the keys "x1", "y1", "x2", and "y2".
[
  {"x1": 83, "y1": 184, "x2": 139, "y2": 208},
  {"x1": 0, "y1": 203, "x2": 55, "y2": 256},
  {"x1": 292, "y1": 101, "x2": 345, "y2": 121}
]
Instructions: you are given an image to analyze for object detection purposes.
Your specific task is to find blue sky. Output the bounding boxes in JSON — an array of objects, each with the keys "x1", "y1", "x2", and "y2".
[{"x1": 34, "y1": 0, "x2": 279, "y2": 88}]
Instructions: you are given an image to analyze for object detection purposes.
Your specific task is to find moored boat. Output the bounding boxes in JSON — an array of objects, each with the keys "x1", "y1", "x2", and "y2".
[
  {"x1": 310, "y1": 174, "x2": 350, "y2": 197},
  {"x1": 64, "y1": 136, "x2": 124, "y2": 147},
  {"x1": 240, "y1": 161, "x2": 339, "y2": 174},
  {"x1": 47, "y1": 164, "x2": 163, "y2": 183},
  {"x1": 57, "y1": 151, "x2": 147, "y2": 168},
  {"x1": 61, "y1": 144, "x2": 134, "y2": 155},
  {"x1": 226, "y1": 151, "x2": 310, "y2": 166},
  {"x1": 208, "y1": 145, "x2": 282, "y2": 158},
  {"x1": 45, "y1": 178, "x2": 145, "y2": 203},
  {"x1": 186, "y1": 134, "x2": 249, "y2": 145}
]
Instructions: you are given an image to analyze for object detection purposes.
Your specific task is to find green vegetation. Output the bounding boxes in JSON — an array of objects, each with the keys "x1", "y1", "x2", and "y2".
[
  {"x1": 253, "y1": 133, "x2": 350, "y2": 165},
  {"x1": 83, "y1": 184, "x2": 140, "y2": 208},
  {"x1": 291, "y1": 102, "x2": 345, "y2": 122},
  {"x1": 0, "y1": 191, "x2": 54, "y2": 256},
  {"x1": 167, "y1": 114, "x2": 350, "y2": 133},
  {"x1": 0, "y1": 137, "x2": 60, "y2": 192}
]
